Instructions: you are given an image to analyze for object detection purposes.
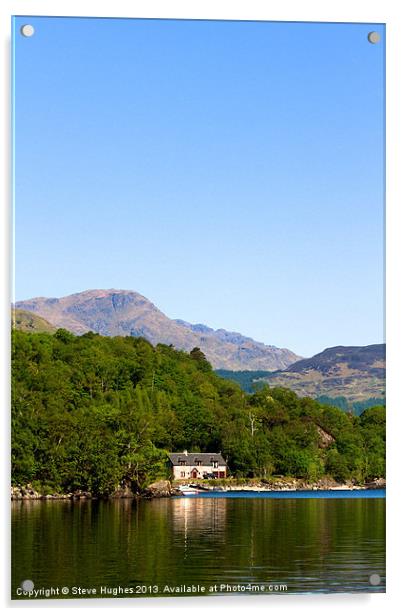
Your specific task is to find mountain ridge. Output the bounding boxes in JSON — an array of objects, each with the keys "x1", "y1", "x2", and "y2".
[{"x1": 14, "y1": 289, "x2": 301, "y2": 371}]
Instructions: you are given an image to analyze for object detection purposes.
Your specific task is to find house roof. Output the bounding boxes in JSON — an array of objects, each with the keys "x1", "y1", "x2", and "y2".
[{"x1": 168, "y1": 452, "x2": 226, "y2": 466}]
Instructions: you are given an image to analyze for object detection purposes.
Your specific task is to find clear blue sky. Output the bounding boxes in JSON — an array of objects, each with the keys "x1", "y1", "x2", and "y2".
[{"x1": 13, "y1": 17, "x2": 385, "y2": 357}]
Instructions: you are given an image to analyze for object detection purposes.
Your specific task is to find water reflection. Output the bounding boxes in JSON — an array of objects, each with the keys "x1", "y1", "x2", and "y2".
[
  {"x1": 172, "y1": 496, "x2": 227, "y2": 544},
  {"x1": 12, "y1": 496, "x2": 385, "y2": 597}
]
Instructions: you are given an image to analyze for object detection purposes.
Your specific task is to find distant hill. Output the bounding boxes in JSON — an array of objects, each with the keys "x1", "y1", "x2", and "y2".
[
  {"x1": 284, "y1": 345, "x2": 385, "y2": 377},
  {"x1": 217, "y1": 344, "x2": 385, "y2": 408},
  {"x1": 14, "y1": 289, "x2": 300, "y2": 371},
  {"x1": 12, "y1": 309, "x2": 57, "y2": 334}
]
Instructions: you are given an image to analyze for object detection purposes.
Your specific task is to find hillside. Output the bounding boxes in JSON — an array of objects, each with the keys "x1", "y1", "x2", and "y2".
[
  {"x1": 253, "y1": 344, "x2": 385, "y2": 403},
  {"x1": 11, "y1": 329, "x2": 385, "y2": 495},
  {"x1": 11, "y1": 308, "x2": 57, "y2": 334},
  {"x1": 14, "y1": 289, "x2": 300, "y2": 371}
]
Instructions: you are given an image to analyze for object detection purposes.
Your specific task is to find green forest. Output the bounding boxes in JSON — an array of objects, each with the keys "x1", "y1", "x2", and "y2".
[{"x1": 12, "y1": 329, "x2": 385, "y2": 496}]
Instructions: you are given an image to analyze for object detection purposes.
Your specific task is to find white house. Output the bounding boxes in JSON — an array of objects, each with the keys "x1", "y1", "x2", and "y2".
[{"x1": 168, "y1": 451, "x2": 227, "y2": 480}]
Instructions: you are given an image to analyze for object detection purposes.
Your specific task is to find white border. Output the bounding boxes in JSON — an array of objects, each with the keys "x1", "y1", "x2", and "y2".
[{"x1": 1, "y1": 1, "x2": 401, "y2": 614}]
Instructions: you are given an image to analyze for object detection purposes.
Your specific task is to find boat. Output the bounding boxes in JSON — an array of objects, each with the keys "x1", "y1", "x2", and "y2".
[{"x1": 178, "y1": 484, "x2": 202, "y2": 495}]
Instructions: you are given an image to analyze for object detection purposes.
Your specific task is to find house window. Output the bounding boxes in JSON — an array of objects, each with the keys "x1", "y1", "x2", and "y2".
[
  {"x1": 195, "y1": 460, "x2": 202, "y2": 466},
  {"x1": 180, "y1": 471, "x2": 186, "y2": 478},
  {"x1": 212, "y1": 461, "x2": 218, "y2": 468},
  {"x1": 179, "y1": 461, "x2": 186, "y2": 466}
]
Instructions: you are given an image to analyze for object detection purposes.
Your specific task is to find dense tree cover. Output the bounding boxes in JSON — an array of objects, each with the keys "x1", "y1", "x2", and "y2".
[
  {"x1": 316, "y1": 395, "x2": 386, "y2": 415},
  {"x1": 215, "y1": 369, "x2": 274, "y2": 393},
  {"x1": 11, "y1": 330, "x2": 386, "y2": 495}
]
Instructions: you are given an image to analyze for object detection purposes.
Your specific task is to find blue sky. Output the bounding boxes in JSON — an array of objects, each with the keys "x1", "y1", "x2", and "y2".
[{"x1": 13, "y1": 17, "x2": 385, "y2": 357}]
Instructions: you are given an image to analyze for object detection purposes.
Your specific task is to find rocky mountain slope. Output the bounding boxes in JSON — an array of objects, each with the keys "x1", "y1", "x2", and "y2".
[
  {"x1": 12, "y1": 308, "x2": 57, "y2": 334},
  {"x1": 14, "y1": 289, "x2": 300, "y2": 371},
  {"x1": 254, "y1": 344, "x2": 385, "y2": 403}
]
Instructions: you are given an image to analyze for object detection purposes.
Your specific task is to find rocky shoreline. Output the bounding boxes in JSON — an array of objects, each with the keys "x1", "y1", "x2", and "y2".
[
  {"x1": 211, "y1": 477, "x2": 386, "y2": 492},
  {"x1": 11, "y1": 478, "x2": 385, "y2": 501},
  {"x1": 10, "y1": 480, "x2": 176, "y2": 501}
]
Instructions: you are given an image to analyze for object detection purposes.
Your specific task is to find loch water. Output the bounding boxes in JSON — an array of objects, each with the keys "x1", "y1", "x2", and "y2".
[{"x1": 12, "y1": 490, "x2": 385, "y2": 598}]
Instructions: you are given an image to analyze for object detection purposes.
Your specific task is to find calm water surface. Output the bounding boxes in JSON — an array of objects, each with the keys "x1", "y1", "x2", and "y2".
[{"x1": 12, "y1": 490, "x2": 385, "y2": 598}]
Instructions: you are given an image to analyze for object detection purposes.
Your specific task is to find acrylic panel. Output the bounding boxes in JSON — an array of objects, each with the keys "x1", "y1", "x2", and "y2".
[{"x1": 11, "y1": 16, "x2": 385, "y2": 600}]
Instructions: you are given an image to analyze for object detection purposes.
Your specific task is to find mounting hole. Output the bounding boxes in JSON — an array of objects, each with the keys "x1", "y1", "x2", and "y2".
[
  {"x1": 368, "y1": 31, "x2": 380, "y2": 44},
  {"x1": 369, "y1": 573, "x2": 381, "y2": 586},
  {"x1": 21, "y1": 24, "x2": 35, "y2": 38},
  {"x1": 21, "y1": 579, "x2": 35, "y2": 592}
]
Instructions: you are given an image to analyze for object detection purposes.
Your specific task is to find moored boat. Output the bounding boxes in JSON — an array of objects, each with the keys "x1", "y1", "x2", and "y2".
[{"x1": 178, "y1": 485, "x2": 201, "y2": 495}]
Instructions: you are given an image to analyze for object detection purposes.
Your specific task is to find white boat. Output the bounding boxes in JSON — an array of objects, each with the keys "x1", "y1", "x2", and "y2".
[{"x1": 178, "y1": 485, "x2": 201, "y2": 495}]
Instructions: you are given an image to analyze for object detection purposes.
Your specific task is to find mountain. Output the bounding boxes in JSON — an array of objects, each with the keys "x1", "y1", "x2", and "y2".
[
  {"x1": 12, "y1": 308, "x2": 57, "y2": 334},
  {"x1": 14, "y1": 289, "x2": 301, "y2": 371},
  {"x1": 250, "y1": 344, "x2": 385, "y2": 403}
]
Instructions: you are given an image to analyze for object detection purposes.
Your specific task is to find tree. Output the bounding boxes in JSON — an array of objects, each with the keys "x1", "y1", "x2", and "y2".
[{"x1": 189, "y1": 347, "x2": 212, "y2": 372}]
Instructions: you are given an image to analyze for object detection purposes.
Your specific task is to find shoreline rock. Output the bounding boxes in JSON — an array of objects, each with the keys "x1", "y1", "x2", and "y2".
[
  {"x1": 142, "y1": 480, "x2": 172, "y2": 498},
  {"x1": 11, "y1": 485, "x2": 94, "y2": 501},
  {"x1": 364, "y1": 477, "x2": 386, "y2": 489}
]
